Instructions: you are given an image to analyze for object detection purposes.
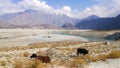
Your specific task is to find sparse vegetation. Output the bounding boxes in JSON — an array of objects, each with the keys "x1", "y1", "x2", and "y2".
[
  {"x1": 72, "y1": 57, "x2": 87, "y2": 67},
  {"x1": 23, "y1": 51, "x2": 30, "y2": 57},
  {"x1": 0, "y1": 40, "x2": 120, "y2": 68},
  {"x1": 0, "y1": 40, "x2": 86, "y2": 52},
  {"x1": 0, "y1": 60, "x2": 6, "y2": 66},
  {"x1": 14, "y1": 60, "x2": 25, "y2": 68},
  {"x1": 107, "y1": 50, "x2": 120, "y2": 59}
]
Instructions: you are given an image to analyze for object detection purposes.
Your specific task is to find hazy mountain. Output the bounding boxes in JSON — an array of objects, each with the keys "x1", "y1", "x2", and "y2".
[
  {"x1": 62, "y1": 23, "x2": 76, "y2": 29},
  {"x1": 1, "y1": 9, "x2": 120, "y2": 30},
  {"x1": 0, "y1": 9, "x2": 78, "y2": 29},
  {"x1": 0, "y1": 20, "x2": 19, "y2": 28},
  {"x1": 0, "y1": 13, "x2": 22, "y2": 22},
  {"x1": 105, "y1": 32, "x2": 120, "y2": 41},
  {"x1": 0, "y1": 20, "x2": 8, "y2": 28},
  {"x1": 75, "y1": 15, "x2": 120, "y2": 30},
  {"x1": 82, "y1": 15, "x2": 100, "y2": 21}
]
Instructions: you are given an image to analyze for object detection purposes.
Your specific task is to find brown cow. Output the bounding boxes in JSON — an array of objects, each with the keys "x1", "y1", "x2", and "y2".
[
  {"x1": 30, "y1": 54, "x2": 51, "y2": 63},
  {"x1": 37, "y1": 56, "x2": 51, "y2": 63}
]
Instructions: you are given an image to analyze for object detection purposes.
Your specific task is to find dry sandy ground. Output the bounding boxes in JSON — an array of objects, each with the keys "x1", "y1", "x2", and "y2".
[
  {"x1": 0, "y1": 29, "x2": 120, "y2": 68},
  {"x1": 0, "y1": 40, "x2": 120, "y2": 68},
  {"x1": 88, "y1": 59, "x2": 120, "y2": 68},
  {"x1": 0, "y1": 29, "x2": 108, "y2": 47}
]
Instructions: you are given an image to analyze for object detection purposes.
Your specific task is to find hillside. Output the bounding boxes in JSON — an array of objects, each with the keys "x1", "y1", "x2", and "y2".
[
  {"x1": 75, "y1": 15, "x2": 120, "y2": 30},
  {"x1": 62, "y1": 23, "x2": 76, "y2": 29},
  {"x1": 81, "y1": 15, "x2": 100, "y2": 21},
  {"x1": 0, "y1": 20, "x2": 18, "y2": 28},
  {"x1": 105, "y1": 32, "x2": 120, "y2": 41},
  {"x1": 0, "y1": 9, "x2": 78, "y2": 29},
  {"x1": 0, "y1": 10, "x2": 120, "y2": 30}
]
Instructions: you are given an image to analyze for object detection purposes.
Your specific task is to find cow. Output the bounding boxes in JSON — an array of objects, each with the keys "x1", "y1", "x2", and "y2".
[
  {"x1": 77, "y1": 48, "x2": 89, "y2": 56},
  {"x1": 30, "y1": 54, "x2": 51, "y2": 63},
  {"x1": 37, "y1": 55, "x2": 51, "y2": 63},
  {"x1": 30, "y1": 53, "x2": 37, "y2": 58}
]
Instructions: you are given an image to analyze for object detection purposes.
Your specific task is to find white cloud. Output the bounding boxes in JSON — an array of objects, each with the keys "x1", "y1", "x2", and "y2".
[
  {"x1": 0, "y1": 0, "x2": 55, "y2": 15},
  {"x1": 18, "y1": 0, "x2": 73, "y2": 17},
  {"x1": 0, "y1": 0, "x2": 120, "y2": 19},
  {"x1": 18, "y1": 0, "x2": 53, "y2": 11},
  {"x1": 76, "y1": 0, "x2": 120, "y2": 18},
  {"x1": 0, "y1": 0, "x2": 73, "y2": 18},
  {"x1": 75, "y1": 6, "x2": 107, "y2": 18},
  {"x1": 61, "y1": 6, "x2": 72, "y2": 17},
  {"x1": 62, "y1": 6, "x2": 71, "y2": 13},
  {"x1": 0, "y1": 0, "x2": 23, "y2": 15},
  {"x1": 55, "y1": 6, "x2": 72, "y2": 17}
]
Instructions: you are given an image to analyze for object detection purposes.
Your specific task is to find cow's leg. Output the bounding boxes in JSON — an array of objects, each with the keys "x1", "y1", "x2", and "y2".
[
  {"x1": 83, "y1": 54, "x2": 86, "y2": 56},
  {"x1": 77, "y1": 52, "x2": 79, "y2": 56}
]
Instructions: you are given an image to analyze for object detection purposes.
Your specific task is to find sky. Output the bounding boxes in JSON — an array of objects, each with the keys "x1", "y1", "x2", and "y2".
[{"x1": 0, "y1": 0, "x2": 120, "y2": 19}]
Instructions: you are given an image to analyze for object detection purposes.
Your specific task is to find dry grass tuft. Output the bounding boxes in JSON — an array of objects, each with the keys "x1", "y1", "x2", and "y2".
[
  {"x1": 75, "y1": 57, "x2": 87, "y2": 65},
  {"x1": 86, "y1": 50, "x2": 120, "y2": 62},
  {"x1": 23, "y1": 51, "x2": 30, "y2": 57},
  {"x1": 0, "y1": 41, "x2": 120, "y2": 68},
  {"x1": 25, "y1": 61, "x2": 36, "y2": 68},
  {"x1": 85, "y1": 55, "x2": 96, "y2": 62},
  {"x1": 54, "y1": 59, "x2": 66, "y2": 66},
  {"x1": 0, "y1": 40, "x2": 84, "y2": 52},
  {"x1": 13, "y1": 59, "x2": 47, "y2": 68},
  {"x1": 14, "y1": 60, "x2": 25, "y2": 68},
  {"x1": 35, "y1": 59, "x2": 47, "y2": 68},
  {"x1": 69, "y1": 57, "x2": 87, "y2": 67},
  {"x1": 36, "y1": 50, "x2": 45, "y2": 56},
  {"x1": 0, "y1": 61, "x2": 6, "y2": 66},
  {"x1": 95, "y1": 54, "x2": 107, "y2": 61},
  {"x1": 107, "y1": 50, "x2": 120, "y2": 59}
]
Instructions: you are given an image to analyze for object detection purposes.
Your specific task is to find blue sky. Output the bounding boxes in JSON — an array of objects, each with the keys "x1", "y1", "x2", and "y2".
[
  {"x1": 11, "y1": 0, "x2": 97, "y2": 10},
  {"x1": 0, "y1": 0, "x2": 120, "y2": 18},
  {"x1": 11, "y1": 0, "x2": 22, "y2": 3},
  {"x1": 43, "y1": 0, "x2": 97, "y2": 10}
]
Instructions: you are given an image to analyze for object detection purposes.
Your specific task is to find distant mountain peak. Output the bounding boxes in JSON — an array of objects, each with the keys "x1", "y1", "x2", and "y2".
[
  {"x1": 81, "y1": 15, "x2": 100, "y2": 22},
  {"x1": 117, "y1": 15, "x2": 120, "y2": 18},
  {"x1": 75, "y1": 14, "x2": 120, "y2": 30},
  {"x1": 87, "y1": 15, "x2": 100, "y2": 19},
  {"x1": 62, "y1": 23, "x2": 76, "y2": 29},
  {"x1": 24, "y1": 9, "x2": 37, "y2": 13}
]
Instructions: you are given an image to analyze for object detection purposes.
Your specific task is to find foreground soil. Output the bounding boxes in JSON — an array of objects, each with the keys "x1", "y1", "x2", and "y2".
[{"x1": 0, "y1": 40, "x2": 120, "y2": 68}]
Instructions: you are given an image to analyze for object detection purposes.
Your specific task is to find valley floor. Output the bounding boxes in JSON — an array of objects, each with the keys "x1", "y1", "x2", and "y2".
[
  {"x1": 88, "y1": 59, "x2": 120, "y2": 68},
  {"x1": 0, "y1": 29, "x2": 120, "y2": 68}
]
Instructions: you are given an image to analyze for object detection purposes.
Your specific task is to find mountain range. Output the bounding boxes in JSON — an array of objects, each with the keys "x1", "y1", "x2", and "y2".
[
  {"x1": 81, "y1": 15, "x2": 100, "y2": 21},
  {"x1": 0, "y1": 20, "x2": 19, "y2": 28},
  {"x1": 0, "y1": 9, "x2": 120, "y2": 30},
  {"x1": 0, "y1": 9, "x2": 78, "y2": 29},
  {"x1": 75, "y1": 15, "x2": 120, "y2": 30}
]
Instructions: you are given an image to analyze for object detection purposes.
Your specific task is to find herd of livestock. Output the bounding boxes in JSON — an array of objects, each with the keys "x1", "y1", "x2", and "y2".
[{"x1": 30, "y1": 48, "x2": 89, "y2": 63}]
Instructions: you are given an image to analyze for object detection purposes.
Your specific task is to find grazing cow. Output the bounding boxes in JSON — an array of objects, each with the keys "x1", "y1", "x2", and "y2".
[
  {"x1": 77, "y1": 48, "x2": 89, "y2": 56},
  {"x1": 37, "y1": 56, "x2": 51, "y2": 63},
  {"x1": 30, "y1": 54, "x2": 51, "y2": 63},
  {"x1": 30, "y1": 53, "x2": 37, "y2": 58}
]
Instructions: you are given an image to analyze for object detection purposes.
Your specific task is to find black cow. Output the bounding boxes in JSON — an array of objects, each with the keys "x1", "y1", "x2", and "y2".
[
  {"x1": 30, "y1": 53, "x2": 37, "y2": 58},
  {"x1": 77, "y1": 48, "x2": 89, "y2": 56}
]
